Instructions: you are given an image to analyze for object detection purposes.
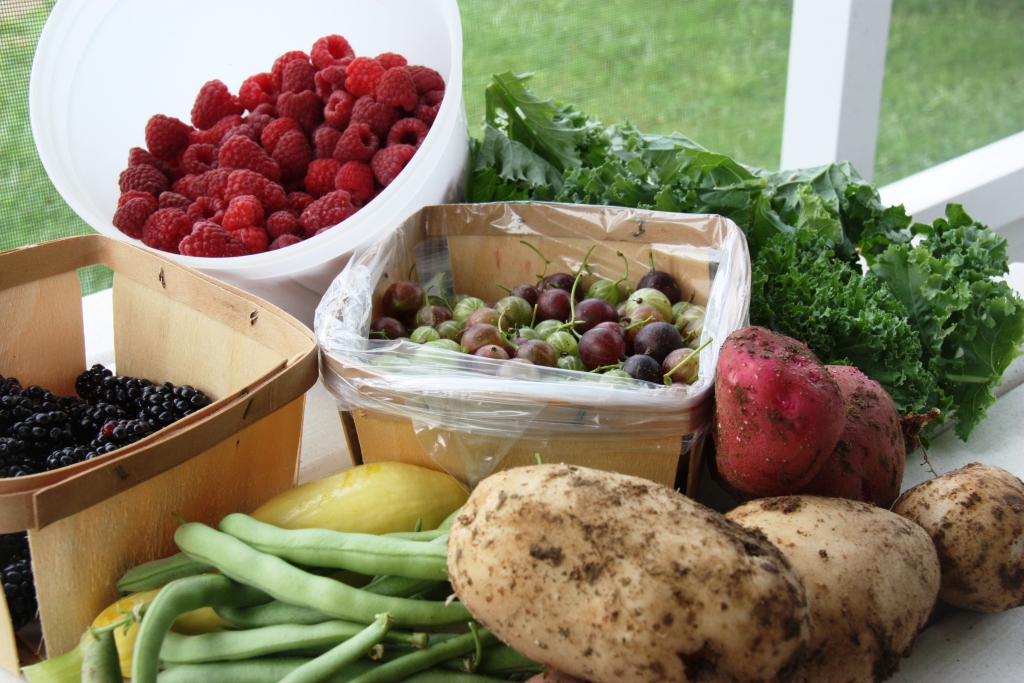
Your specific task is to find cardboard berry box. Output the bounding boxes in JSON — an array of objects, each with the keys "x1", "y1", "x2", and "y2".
[
  {"x1": 0, "y1": 235, "x2": 318, "y2": 670},
  {"x1": 317, "y1": 203, "x2": 751, "y2": 492}
]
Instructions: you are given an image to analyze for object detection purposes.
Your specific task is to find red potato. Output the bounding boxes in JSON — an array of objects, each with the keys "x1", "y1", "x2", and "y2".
[
  {"x1": 712, "y1": 326, "x2": 845, "y2": 498},
  {"x1": 797, "y1": 365, "x2": 905, "y2": 507}
]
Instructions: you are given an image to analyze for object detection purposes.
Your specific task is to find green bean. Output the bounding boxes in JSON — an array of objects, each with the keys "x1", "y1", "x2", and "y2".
[
  {"x1": 215, "y1": 600, "x2": 335, "y2": 628},
  {"x1": 439, "y1": 645, "x2": 544, "y2": 677},
  {"x1": 160, "y1": 620, "x2": 428, "y2": 663},
  {"x1": 218, "y1": 514, "x2": 448, "y2": 580},
  {"x1": 81, "y1": 628, "x2": 123, "y2": 683},
  {"x1": 175, "y1": 522, "x2": 472, "y2": 627},
  {"x1": 116, "y1": 552, "x2": 212, "y2": 593},
  {"x1": 345, "y1": 628, "x2": 500, "y2": 683},
  {"x1": 382, "y1": 529, "x2": 447, "y2": 542},
  {"x1": 157, "y1": 659, "x2": 506, "y2": 683},
  {"x1": 362, "y1": 575, "x2": 440, "y2": 598},
  {"x1": 279, "y1": 613, "x2": 392, "y2": 683},
  {"x1": 131, "y1": 574, "x2": 268, "y2": 683}
]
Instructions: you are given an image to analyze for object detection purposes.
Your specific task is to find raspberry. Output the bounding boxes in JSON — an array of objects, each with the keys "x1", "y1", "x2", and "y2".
[
  {"x1": 300, "y1": 190, "x2": 357, "y2": 236},
  {"x1": 180, "y1": 143, "x2": 218, "y2": 176},
  {"x1": 219, "y1": 135, "x2": 281, "y2": 182},
  {"x1": 334, "y1": 161, "x2": 375, "y2": 202},
  {"x1": 313, "y1": 125, "x2": 342, "y2": 159},
  {"x1": 371, "y1": 144, "x2": 416, "y2": 187},
  {"x1": 222, "y1": 195, "x2": 265, "y2": 231},
  {"x1": 286, "y1": 192, "x2": 314, "y2": 214},
  {"x1": 179, "y1": 222, "x2": 248, "y2": 257},
  {"x1": 272, "y1": 51, "x2": 311, "y2": 87},
  {"x1": 187, "y1": 196, "x2": 226, "y2": 225},
  {"x1": 158, "y1": 191, "x2": 191, "y2": 211},
  {"x1": 414, "y1": 90, "x2": 444, "y2": 126},
  {"x1": 128, "y1": 147, "x2": 174, "y2": 183},
  {"x1": 198, "y1": 169, "x2": 231, "y2": 200},
  {"x1": 407, "y1": 66, "x2": 445, "y2": 95},
  {"x1": 323, "y1": 90, "x2": 355, "y2": 129},
  {"x1": 375, "y1": 53, "x2": 408, "y2": 70},
  {"x1": 333, "y1": 123, "x2": 379, "y2": 164},
  {"x1": 304, "y1": 159, "x2": 341, "y2": 198},
  {"x1": 281, "y1": 59, "x2": 317, "y2": 94},
  {"x1": 266, "y1": 210, "x2": 303, "y2": 239},
  {"x1": 219, "y1": 123, "x2": 258, "y2": 147},
  {"x1": 311, "y1": 35, "x2": 355, "y2": 69},
  {"x1": 224, "y1": 169, "x2": 287, "y2": 213},
  {"x1": 119, "y1": 164, "x2": 169, "y2": 197},
  {"x1": 386, "y1": 117, "x2": 430, "y2": 149},
  {"x1": 239, "y1": 73, "x2": 278, "y2": 112},
  {"x1": 145, "y1": 114, "x2": 192, "y2": 161},
  {"x1": 251, "y1": 102, "x2": 277, "y2": 117},
  {"x1": 270, "y1": 233, "x2": 303, "y2": 250},
  {"x1": 276, "y1": 91, "x2": 324, "y2": 135},
  {"x1": 246, "y1": 112, "x2": 275, "y2": 139},
  {"x1": 191, "y1": 80, "x2": 244, "y2": 131},
  {"x1": 142, "y1": 208, "x2": 192, "y2": 253},
  {"x1": 112, "y1": 192, "x2": 157, "y2": 239},
  {"x1": 272, "y1": 130, "x2": 313, "y2": 184},
  {"x1": 189, "y1": 115, "x2": 244, "y2": 145},
  {"x1": 350, "y1": 96, "x2": 400, "y2": 139},
  {"x1": 229, "y1": 225, "x2": 269, "y2": 254},
  {"x1": 345, "y1": 57, "x2": 386, "y2": 98},
  {"x1": 261, "y1": 118, "x2": 303, "y2": 155},
  {"x1": 314, "y1": 65, "x2": 348, "y2": 100},
  {"x1": 172, "y1": 174, "x2": 204, "y2": 201},
  {"x1": 376, "y1": 68, "x2": 418, "y2": 112}
]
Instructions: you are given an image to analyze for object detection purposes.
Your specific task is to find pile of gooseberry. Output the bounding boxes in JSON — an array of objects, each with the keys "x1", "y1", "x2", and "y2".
[{"x1": 367, "y1": 245, "x2": 708, "y2": 387}]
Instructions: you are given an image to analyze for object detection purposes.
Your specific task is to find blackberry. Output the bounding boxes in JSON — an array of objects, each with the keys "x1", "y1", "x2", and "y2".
[
  {"x1": 68, "y1": 401, "x2": 127, "y2": 442},
  {"x1": 45, "y1": 445, "x2": 96, "y2": 470},
  {"x1": 2, "y1": 556, "x2": 37, "y2": 630},
  {"x1": 0, "y1": 375, "x2": 21, "y2": 397},
  {"x1": 90, "y1": 418, "x2": 153, "y2": 451},
  {"x1": 74, "y1": 364, "x2": 113, "y2": 403},
  {"x1": 137, "y1": 383, "x2": 211, "y2": 428},
  {"x1": 0, "y1": 532, "x2": 28, "y2": 566},
  {"x1": 0, "y1": 436, "x2": 25, "y2": 461},
  {"x1": 0, "y1": 453, "x2": 40, "y2": 478},
  {"x1": 8, "y1": 411, "x2": 76, "y2": 458}
]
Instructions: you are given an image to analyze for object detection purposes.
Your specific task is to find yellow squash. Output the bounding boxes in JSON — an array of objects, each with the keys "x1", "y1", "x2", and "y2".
[{"x1": 251, "y1": 462, "x2": 467, "y2": 534}]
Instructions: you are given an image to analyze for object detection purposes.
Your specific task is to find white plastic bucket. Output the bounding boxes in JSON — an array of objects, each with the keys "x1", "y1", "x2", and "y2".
[{"x1": 30, "y1": 0, "x2": 468, "y2": 327}]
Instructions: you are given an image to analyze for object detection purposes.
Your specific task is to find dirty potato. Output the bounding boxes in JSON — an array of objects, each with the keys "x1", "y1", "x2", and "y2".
[
  {"x1": 893, "y1": 463, "x2": 1024, "y2": 612},
  {"x1": 448, "y1": 464, "x2": 810, "y2": 683},
  {"x1": 727, "y1": 495, "x2": 940, "y2": 683}
]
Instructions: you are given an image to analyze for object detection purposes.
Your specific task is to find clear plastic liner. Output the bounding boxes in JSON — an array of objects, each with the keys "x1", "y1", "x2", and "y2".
[{"x1": 315, "y1": 203, "x2": 750, "y2": 486}]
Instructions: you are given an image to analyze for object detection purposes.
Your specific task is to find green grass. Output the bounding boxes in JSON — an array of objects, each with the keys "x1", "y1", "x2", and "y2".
[{"x1": 1, "y1": 0, "x2": 1021, "y2": 291}]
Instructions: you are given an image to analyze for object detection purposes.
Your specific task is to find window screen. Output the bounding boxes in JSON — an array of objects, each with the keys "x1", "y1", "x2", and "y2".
[
  {"x1": 0, "y1": 0, "x2": 112, "y2": 294},
  {"x1": 875, "y1": 0, "x2": 1024, "y2": 185}
]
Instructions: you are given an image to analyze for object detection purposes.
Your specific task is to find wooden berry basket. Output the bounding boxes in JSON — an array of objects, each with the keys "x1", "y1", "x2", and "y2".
[
  {"x1": 319, "y1": 203, "x2": 750, "y2": 493},
  {"x1": 0, "y1": 235, "x2": 319, "y2": 671}
]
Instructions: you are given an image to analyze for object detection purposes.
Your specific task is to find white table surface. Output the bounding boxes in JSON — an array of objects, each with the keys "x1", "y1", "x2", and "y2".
[{"x1": 4, "y1": 264, "x2": 1023, "y2": 681}]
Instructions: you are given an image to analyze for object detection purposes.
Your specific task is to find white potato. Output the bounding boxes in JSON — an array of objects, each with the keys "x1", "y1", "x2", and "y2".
[
  {"x1": 893, "y1": 463, "x2": 1024, "y2": 612},
  {"x1": 448, "y1": 464, "x2": 810, "y2": 683},
  {"x1": 727, "y1": 495, "x2": 940, "y2": 683}
]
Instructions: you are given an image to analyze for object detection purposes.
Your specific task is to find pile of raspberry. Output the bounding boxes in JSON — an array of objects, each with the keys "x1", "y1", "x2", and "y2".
[{"x1": 113, "y1": 35, "x2": 445, "y2": 258}]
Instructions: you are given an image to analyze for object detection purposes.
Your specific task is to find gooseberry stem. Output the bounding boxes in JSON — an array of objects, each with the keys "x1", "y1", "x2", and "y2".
[
  {"x1": 589, "y1": 362, "x2": 624, "y2": 373},
  {"x1": 408, "y1": 262, "x2": 418, "y2": 279},
  {"x1": 520, "y1": 240, "x2": 552, "y2": 283}
]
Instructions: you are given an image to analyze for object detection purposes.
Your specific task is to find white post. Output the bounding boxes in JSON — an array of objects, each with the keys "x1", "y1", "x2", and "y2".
[{"x1": 780, "y1": 0, "x2": 893, "y2": 181}]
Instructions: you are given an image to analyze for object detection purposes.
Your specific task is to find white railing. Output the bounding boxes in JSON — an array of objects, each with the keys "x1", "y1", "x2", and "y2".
[{"x1": 781, "y1": 0, "x2": 1024, "y2": 258}]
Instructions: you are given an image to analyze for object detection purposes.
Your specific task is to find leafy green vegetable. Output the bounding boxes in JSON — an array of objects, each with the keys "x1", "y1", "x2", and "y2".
[
  {"x1": 871, "y1": 205, "x2": 1024, "y2": 439},
  {"x1": 750, "y1": 226, "x2": 937, "y2": 416},
  {"x1": 468, "y1": 73, "x2": 1024, "y2": 439}
]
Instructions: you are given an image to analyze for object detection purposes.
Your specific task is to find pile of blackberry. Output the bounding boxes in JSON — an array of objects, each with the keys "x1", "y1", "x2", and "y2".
[
  {"x1": 0, "y1": 532, "x2": 34, "y2": 629},
  {"x1": 0, "y1": 365, "x2": 211, "y2": 478},
  {"x1": 0, "y1": 366, "x2": 211, "y2": 630}
]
